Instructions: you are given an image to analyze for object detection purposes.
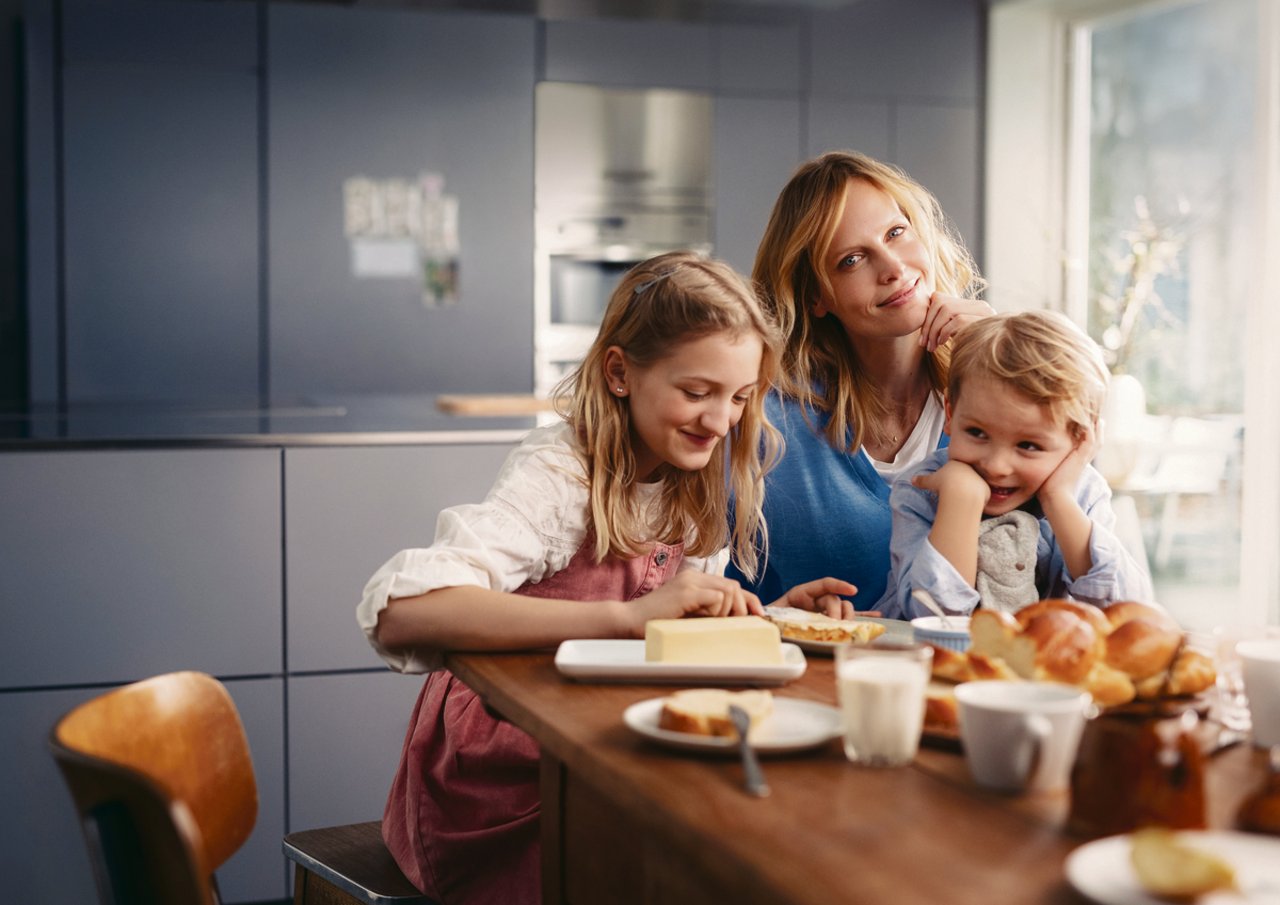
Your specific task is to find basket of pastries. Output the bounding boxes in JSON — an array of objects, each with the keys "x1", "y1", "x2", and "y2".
[{"x1": 923, "y1": 599, "x2": 1216, "y2": 734}]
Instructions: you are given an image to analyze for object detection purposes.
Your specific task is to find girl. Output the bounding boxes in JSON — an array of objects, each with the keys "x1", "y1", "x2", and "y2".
[{"x1": 357, "y1": 250, "x2": 853, "y2": 905}]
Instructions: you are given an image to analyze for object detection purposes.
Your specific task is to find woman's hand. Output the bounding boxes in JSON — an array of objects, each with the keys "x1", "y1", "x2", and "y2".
[
  {"x1": 627, "y1": 570, "x2": 763, "y2": 634},
  {"x1": 919, "y1": 293, "x2": 995, "y2": 352},
  {"x1": 770, "y1": 577, "x2": 858, "y2": 619}
]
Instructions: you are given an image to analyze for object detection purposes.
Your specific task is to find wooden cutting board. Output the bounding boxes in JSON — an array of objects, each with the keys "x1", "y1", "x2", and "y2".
[{"x1": 435, "y1": 394, "x2": 554, "y2": 416}]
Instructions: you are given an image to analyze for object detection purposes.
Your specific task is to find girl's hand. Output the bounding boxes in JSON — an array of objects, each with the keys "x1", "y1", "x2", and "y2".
[
  {"x1": 919, "y1": 293, "x2": 995, "y2": 352},
  {"x1": 1038, "y1": 424, "x2": 1097, "y2": 509},
  {"x1": 629, "y1": 570, "x2": 763, "y2": 633},
  {"x1": 770, "y1": 577, "x2": 858, "y2": 619}
]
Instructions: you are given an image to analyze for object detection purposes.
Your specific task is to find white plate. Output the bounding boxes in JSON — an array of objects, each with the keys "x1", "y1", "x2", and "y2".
[
  {"x1": 623, "y1": 695, "x2": 841, "y2": 755},
  {"x1": 1065, "y1": 830, "x2": 1280, "y2": 905},
  {"x1": 785, "y1": 616, "x2": 914, "y2": 656},
  {"x1": 554, "y1": 639, "x2": 806, "y2": 685}
]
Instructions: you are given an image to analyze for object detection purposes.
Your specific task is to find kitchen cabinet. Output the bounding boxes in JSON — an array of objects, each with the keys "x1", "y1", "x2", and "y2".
[
  {"x1": 543, "y1": 18, "x2": 714, "y2": 89},
  {"x1": 0, "y1": 432, "x2": 518, "y2": 903},
  {"x1": 268, "y1": 6, "x2": 537, "y2": 399},
  {"x1": 0, "y1": 448, "x2": 283, "y2": 689},
  {"x1": 713, "y1": 95, "x2": 803, "y2": 276},
  {"x1": 287, "y1": 671, "x2": 425, "y2": 831},
  {"x1": 285, "y1": 443, "x2": 517, "y2": 672},
  {"x1": 59, "y1": 0, "x2": 260, "y2": 404}
]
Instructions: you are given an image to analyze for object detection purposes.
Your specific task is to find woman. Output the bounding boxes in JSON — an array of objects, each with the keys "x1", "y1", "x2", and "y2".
[{"x1": 727, "y1": 151, "x2": 993, "y2": 615}]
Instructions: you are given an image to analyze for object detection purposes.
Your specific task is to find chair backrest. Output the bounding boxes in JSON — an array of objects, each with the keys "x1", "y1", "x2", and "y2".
[{"x1": 49, "y1": 671, "x2": 258, "y2": 905}]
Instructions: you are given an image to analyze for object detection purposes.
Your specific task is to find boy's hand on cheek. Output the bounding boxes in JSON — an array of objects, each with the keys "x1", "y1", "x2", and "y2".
[
  {"x1": 1038, "y1": 427, "x2": 1097, "y2": 508},
  {"x1": 913, "y1": 459, "x2": 991, "y2": 508}
]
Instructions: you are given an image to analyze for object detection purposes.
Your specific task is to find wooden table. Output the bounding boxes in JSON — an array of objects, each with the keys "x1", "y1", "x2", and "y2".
[{"x1": 444, "y1": 650, "x2": 1270, "y2": 905}]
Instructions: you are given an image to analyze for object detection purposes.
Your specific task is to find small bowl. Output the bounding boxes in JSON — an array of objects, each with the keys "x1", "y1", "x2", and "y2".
[{"x1": 911, "y1": 616, "x2": 972, "y2": 652}]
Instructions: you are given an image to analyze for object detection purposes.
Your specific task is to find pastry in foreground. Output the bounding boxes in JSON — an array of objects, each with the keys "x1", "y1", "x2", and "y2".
[
  {"x1": 657, "y1": 688, "x2": 774, "y2": 738},
  {"x1": 1128, "y1": 827, "x2": 1237, "y2": 900}
]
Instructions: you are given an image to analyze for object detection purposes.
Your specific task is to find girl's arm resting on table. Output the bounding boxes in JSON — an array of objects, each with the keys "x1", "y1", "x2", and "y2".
[{"x1": 374, "y1": 569, "x2": 764, "y2": 655}]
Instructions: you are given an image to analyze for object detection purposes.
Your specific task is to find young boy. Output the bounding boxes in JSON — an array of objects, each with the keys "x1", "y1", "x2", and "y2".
[{"x1": 878, "y1": 311, "x2": 1153, "y2": 620}]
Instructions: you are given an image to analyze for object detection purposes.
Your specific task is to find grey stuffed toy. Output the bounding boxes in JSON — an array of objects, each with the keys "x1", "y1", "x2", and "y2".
[{"x1": 975, "y1": 510, "x2": 1041, "y2": 613}]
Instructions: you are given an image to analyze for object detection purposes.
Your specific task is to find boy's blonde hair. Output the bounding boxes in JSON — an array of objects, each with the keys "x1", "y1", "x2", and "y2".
[
  {"x1": 948, "y1": 311, "x2": 1109, "y2": 441},
  {"x1": 753, "y1": 150, "x2": 986, "y2": 451},
  {"x1": 552, "y1": 251, "x2": 783, "y2": 580}
]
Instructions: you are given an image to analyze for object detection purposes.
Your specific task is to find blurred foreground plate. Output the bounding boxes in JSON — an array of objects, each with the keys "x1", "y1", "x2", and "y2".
[{"x1": 1065, "y1": 830, "x2": 1280, "y2": 905}]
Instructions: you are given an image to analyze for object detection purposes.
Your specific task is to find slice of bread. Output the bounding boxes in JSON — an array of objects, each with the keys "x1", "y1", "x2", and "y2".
[
  {"x1": 656, "y1": 688, "x2": 774, "y2": 738},
  {"x1": 1129, "y1": 828, "x2": 1237, "y2": 899},
  {"x1": 765, "y1": 605, "x2": 887, "y2": 644}
]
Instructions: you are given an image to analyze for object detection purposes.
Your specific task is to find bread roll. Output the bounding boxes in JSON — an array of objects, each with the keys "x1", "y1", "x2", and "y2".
[
  {"x1": 1105, "y1": 600, "x2": 1180, "y2": 633},
  {"x1": 1014, "y1": 598, "x2": 1112, "y2": 638},
  {"x1": 1082, "y1": 660, "x2": 1136, "y2": 708},
  {"x1": 657, "y1": 688, "x2": 773, "y2": 738},
  {"x1": 1104, "y1": 618, "x2": 1182, "y2": 680},
  {"x1": 924, "y1": 681, "x2": 959, "y2": 731}
]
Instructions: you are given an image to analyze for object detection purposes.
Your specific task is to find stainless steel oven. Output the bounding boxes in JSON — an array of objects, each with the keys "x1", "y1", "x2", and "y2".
[{"x1": 534, "y1": 82, "x2": 713, "y2": 395}]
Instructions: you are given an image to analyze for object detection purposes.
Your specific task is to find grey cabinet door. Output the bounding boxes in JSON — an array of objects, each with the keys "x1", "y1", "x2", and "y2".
[
  {"x1": 0, "y1": 449, "x2": 283, "y2": 688},
  {"x1": 287, "y1": 671, "x2": 426, "y2": 832},
  {"x1": 59, "y1": 0, "x2": 260, "y2": 404},
  {"x1": 268, "y1": 6, "x2": 537, "y2": 398},
  {"x1": 543, "y1": 18, "x2": 713, "y2": 89},
  {"x1": 713, "y1": 95, "x2": 803, "y2": 276},
  {"x1": 284, "y1": 443, "x2": 517, "y2": 672},
  {"x1": 2, "y1": 677, "x2": 285, "y2": 905}
]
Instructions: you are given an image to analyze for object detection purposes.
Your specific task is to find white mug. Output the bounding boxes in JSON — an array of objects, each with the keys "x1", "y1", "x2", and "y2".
[
  {"x1": 955, "y1": 681, "x2": 1092, "y2": 793},
  {"x1": 1238, "y1": 638, "x2": 1280, "y2": 748}
]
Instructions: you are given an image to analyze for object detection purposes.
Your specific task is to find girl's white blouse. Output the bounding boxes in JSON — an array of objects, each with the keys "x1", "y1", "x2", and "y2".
[{"x1": 356, "y1": 420, "x2": 727, "y2": 673}]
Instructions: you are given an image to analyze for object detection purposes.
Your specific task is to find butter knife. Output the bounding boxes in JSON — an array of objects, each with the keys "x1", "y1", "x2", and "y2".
[{"x1": 728, "y1": 704, "x2": 771, "y2": 798}]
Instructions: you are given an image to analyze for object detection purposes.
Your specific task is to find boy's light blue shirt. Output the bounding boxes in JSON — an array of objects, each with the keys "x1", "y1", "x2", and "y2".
[{"x1": 876, "y1": 447, "x2": 1154, "y2": 620}]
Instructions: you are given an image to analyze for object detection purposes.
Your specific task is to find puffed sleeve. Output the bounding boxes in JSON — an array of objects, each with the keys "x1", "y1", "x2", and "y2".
[{"x1": 356, "y1": 423, "x2": 590, "y2": 673}]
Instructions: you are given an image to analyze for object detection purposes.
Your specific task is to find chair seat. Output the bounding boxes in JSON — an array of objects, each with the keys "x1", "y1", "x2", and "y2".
[{"x1": 284, "y1": 821, "x2": 435, "y2": 905}]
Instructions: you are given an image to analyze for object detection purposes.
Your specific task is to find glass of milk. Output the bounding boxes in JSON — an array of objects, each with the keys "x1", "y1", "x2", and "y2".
[{"x1": 835, "y1": 642, "x2": 933, "y2": 767}]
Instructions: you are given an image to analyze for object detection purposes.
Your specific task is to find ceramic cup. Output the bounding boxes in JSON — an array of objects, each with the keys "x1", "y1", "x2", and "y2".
[
  {"x1": 1239, "y1": 638, "x2": 1280, "y2": 748},
  {"x1": 955, "y1": 680, "x2": 1092, "y2": 793},
  {"x1": 835, "y1": 642, "x2": 933, "y2": 767}
]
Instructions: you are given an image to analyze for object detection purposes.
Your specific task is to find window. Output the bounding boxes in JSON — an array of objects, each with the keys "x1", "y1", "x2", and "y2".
[{"x1": 986, "y1": 0, "x2": 1280, "y2": 628}]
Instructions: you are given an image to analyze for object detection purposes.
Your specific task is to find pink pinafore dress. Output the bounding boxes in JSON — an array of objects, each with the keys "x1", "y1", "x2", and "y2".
[{"x1": 381, "y1": 536, "x2": 685, "y2": 905}]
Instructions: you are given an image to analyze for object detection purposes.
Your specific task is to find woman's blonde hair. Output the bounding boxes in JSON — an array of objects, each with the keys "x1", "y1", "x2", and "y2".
[
  {"x1": 948, "y1": 311, "x2": 1109, "y2": 442},
  {"x1": 753, "y1": 150, "x2": 986, "y2": 450},
  {"x1": 552, "y1": 250, "x2": 784, "y2": 579}
]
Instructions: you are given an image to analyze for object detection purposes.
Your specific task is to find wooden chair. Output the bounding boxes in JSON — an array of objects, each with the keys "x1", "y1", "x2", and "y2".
[
  {"x1": 283, "y1": 820, "x2": 435, "y2": 904},
  {"x1": 49, "y1": 671, "x2": 258, "y2": 905}
]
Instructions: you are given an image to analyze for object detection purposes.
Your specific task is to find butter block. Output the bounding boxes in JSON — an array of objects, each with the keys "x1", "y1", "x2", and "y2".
[{"x1": 644, "y1": 616, "x2": 783, "y2": 665}]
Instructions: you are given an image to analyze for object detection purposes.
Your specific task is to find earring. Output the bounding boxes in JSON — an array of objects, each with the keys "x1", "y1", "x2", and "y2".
[{"x1": 615, "y1": 387, "x2": 625, "y2": 394}]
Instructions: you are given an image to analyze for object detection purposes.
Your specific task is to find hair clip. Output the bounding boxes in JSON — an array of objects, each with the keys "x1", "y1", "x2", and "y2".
[{"x1": 633, "y1": 269, "x2": 677, "y2": 296}]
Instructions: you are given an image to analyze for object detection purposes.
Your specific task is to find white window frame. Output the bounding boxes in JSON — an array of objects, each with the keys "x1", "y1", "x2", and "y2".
[{"x1": 985, "y1": 0, "x2": 1280, "y2": 624}]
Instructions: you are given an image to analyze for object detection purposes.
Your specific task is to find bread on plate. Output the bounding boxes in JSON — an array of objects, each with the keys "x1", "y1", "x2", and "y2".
[
  {"x1": 657, "y1": 688, "x2": 774, "y2": 738},
  {"x1": 764, "y1": 605, "x2": 886, "y2": 644}
]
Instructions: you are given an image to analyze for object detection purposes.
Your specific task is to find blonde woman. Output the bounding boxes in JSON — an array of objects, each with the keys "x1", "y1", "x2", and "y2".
[
  {"x1": 881, "y1": 311, "x2": 1152, "y2": 619},
  {"x1": 727, "y1": 151, "x2": 993, "y2": 611},
  {"x1": 358, "y1": 250, "x2": 853, "y2": 905}
]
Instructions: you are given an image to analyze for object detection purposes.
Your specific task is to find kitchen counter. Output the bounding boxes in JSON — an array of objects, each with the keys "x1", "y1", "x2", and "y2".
[{"x1": 0, "y1": 394, "x2": 543, "y2": 449}]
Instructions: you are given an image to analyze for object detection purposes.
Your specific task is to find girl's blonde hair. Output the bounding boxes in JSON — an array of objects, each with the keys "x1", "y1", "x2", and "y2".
[
  {"x1": 753, "y1": 150, "x2": 986, "y2": 451},
  {"x1": 552, "y1": 250, "x2": 784, "y2": 579},
  {"x1": 948, "y1": 311, "x2": 1109, "y2": 442}
]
